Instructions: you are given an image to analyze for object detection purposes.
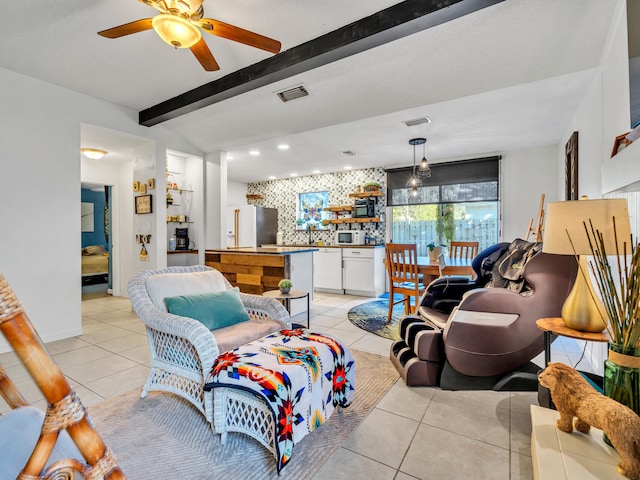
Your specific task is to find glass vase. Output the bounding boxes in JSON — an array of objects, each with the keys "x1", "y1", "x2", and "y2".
[{"x1": 603, "y1": 343, "x2": 640, "y2": 446}]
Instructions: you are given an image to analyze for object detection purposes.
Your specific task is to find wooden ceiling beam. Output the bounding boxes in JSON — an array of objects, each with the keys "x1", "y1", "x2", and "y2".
[{"x1": 139, "y1": 0, "x2": 504, "y2": 127}]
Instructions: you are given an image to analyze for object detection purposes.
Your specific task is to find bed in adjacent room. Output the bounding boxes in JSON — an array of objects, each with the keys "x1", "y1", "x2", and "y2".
[{"x1": 81, "y1": 245, "x2": 109, "y2": 285}]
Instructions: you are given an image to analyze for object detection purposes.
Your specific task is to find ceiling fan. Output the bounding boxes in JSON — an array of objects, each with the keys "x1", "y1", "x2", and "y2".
[{"x1": 98, "y1": 0, "x2": 281, "y2": 71}]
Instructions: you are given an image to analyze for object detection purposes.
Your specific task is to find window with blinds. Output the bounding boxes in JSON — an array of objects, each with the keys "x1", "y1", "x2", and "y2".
[{"x1": 386, "y1": 156, "x2": 500, "y2": 253}]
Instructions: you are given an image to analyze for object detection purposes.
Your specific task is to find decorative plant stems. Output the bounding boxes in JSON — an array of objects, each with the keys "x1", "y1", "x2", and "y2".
[{"x1": 579, "y1": 217, "x2": 640, "y2": 353}]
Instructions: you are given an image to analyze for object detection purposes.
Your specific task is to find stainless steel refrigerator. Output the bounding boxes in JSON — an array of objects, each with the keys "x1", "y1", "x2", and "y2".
[{"x1": 226, "y1": 206, "x2": 278, "y2": 248}]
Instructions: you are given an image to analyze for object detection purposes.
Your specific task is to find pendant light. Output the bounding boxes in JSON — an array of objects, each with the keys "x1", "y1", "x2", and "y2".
[
  {"x1": 417, "y1": 139, "x2": 431, "y2": 177},
  {"x1": 406, "y1": 138, "x2": 425, "y2": 204}
]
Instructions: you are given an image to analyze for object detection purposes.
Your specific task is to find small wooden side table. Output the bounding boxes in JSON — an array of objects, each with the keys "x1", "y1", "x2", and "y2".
[
  {"x1": 536, "y1": 317, "x2": 609, "y2": 366},
  {"x1": 263, "y1": 289, "x2": 310, "y2": 328}
]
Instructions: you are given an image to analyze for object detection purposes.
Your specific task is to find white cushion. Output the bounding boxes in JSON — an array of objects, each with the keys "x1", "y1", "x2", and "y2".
[
  {"x1": 0, "y1": 406, "x2": 83, "y2": 479},
  {"x1": 146, "y1": 271, "x2": 229, "y2": 312}
]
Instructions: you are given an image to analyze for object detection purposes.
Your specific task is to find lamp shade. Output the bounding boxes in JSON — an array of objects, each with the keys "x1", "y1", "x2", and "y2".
[
  {"x1": 543, "y1": 198, "x2": 631, "y2": 255},
  {"x1": 152, "y1": 14, "x2": 201, "y2": 48}
]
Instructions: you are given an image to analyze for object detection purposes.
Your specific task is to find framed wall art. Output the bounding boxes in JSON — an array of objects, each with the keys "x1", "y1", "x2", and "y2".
[
  {"x1": 135, "y1": 194, "x2": 152, "y2": 214},
  {"x1": 611, "y1": 132, "x2": 632, "y2": 157},
  {"x1": 565, "y1": 131, "x2": 579, "y2": 200}
]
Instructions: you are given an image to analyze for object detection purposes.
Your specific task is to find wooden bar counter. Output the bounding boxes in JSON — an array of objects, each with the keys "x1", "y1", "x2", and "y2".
[{"x1": 205, "y1": 247, "x2": 318, "y2": 316}]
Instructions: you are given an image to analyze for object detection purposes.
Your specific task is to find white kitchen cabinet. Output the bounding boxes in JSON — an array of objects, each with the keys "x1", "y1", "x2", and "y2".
[
  {"x1": 342, "y1": 247, "x2": 386, "y2": 297},
  {"x1": 313, "y1": 248, "x2": 344, "y2": 293}
]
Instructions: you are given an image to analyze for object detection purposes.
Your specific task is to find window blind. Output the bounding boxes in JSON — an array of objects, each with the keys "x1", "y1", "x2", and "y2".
[{"x1": 386, "y1": 156, "x2": 500, "y2": 206}]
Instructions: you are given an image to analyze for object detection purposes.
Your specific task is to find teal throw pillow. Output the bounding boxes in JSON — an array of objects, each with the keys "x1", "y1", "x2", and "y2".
[{"x1": 164, "y1": 287, "x2": 250, "y2": 330}]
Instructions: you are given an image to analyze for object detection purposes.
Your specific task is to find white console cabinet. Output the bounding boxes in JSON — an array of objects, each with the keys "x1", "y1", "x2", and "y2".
[
  {"x1": 313, "y1": 248, "x2": 344, "y2": 294},
  {"x1": 342, "y1": 247, "x2": 385, "y2": 297}
]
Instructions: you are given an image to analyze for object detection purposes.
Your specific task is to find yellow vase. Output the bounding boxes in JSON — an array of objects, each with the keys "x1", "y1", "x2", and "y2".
[{"x1": 561, "y1": 256, "x2": 607, "y2": 332}]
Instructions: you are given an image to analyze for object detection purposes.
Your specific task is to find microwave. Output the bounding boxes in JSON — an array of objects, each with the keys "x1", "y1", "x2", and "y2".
[
  {"x1": 354, "y1": 198, "x2": 375, "y2": 218},
  {"x1": 335, "y1": 230, "x2": 365, "y2": 245}
]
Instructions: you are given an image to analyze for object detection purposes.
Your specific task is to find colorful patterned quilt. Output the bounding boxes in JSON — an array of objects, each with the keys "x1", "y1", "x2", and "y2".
[{"x1": 204, "y1": 329, "x2": 356, "y2": 472}]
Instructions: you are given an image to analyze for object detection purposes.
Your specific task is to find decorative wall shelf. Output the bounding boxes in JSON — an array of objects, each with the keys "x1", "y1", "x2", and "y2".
[
  {"x1": 322, "y1": 217, "x2": 381, "y2": 225},
  {"x1": 167, "y1": 187, "x2": 193, "y2": 193},
  {"x1": 327, "y1": 206, "x2": 354, "y2": 212},
  {"x1": 246, "y1": 194, "x2": 265, "y2": 200},
  {"x1": 348, "y1": 191, "x2": 384, "y2": 198}
]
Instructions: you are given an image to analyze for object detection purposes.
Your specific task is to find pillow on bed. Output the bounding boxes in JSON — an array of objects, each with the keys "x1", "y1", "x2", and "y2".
[
  {"x1": 164, "y1": 287, "x2": 250, "y2": 330},
  {"x1": 82, "y1": 245, "x2": 107, "y2": 256}
]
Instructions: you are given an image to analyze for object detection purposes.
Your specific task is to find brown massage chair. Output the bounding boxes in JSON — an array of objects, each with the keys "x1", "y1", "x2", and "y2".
[{"x1": 389, "y1": 240, "x2": 578, "y2": 390}]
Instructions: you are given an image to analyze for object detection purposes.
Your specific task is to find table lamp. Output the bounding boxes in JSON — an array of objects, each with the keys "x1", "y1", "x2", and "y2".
[{"x1": 543, "y1": 197, "x2": 631, "y2": 332}]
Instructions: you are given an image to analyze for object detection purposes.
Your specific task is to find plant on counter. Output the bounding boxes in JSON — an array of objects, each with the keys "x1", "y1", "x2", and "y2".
[{"x1": 278, "y1": 279, "x2": 292, "y2": 294}]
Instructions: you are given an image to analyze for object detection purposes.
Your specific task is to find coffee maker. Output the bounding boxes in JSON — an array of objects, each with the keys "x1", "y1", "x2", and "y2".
[{"x1": 175, "y1": 228, "x2": 190, "y2": 250}]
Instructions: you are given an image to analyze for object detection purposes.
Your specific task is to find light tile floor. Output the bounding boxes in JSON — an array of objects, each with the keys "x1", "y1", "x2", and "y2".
[{"x1": 0, "y1": 290, "x2": 594, "y2": 479}]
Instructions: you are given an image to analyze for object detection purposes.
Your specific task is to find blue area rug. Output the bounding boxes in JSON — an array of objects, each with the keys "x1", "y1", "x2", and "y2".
[{"x1": 347, "y1": 299, "x2": 407, "y2": 340}]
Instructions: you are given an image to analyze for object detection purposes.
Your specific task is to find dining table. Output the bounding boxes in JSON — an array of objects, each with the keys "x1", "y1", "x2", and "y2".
[
  {"x1": 415, "y1": 256, "x2": 475, "y2": 284},
  {"x1": 383, "y1": 256, "x2": 475, "y2": 285}
]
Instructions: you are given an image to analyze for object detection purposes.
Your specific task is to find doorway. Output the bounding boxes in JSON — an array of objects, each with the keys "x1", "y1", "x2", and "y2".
[{"x1": 81, "y1": 183, "x2": 113, "y2": 298}]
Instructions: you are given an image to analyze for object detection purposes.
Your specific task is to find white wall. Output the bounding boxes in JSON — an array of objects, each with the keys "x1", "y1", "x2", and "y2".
[
  {"x1": 555, "y1": 0, "x2": 629, "y2": 374},
  {"x1": 0, "y1": 66, "x2": 202, "y2": 353},
  {"x1": 228, "y1": 180, "x2": 249, "y2": 205},
  {"x1": 501, "y1": 145, "x2": 560, "y2": 242},
  {"x1": 205, "y1": 152, "x2": 223, "y2": 249}
]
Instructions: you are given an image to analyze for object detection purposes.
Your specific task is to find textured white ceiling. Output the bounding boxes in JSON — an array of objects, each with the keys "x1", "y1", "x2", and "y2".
[{"x1": 0, "y1": 0, "x2": 620, "y2": 182}]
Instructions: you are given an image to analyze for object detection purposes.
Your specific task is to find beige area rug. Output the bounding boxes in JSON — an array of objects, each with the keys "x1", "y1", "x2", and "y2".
[{"x1": 89, "y1": 350, "x2": 399, "y2": 479}]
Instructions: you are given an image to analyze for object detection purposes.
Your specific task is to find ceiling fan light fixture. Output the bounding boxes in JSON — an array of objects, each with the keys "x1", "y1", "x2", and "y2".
[
  {"x1": 81, "y1": 148, "x2": 107, "y2": 160},
  {"x1": 152, "y1": 14, "x2": 201, "y2": 48}
]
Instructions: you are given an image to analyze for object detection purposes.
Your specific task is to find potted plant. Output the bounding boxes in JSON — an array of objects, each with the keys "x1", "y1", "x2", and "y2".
[
  {"x1": 278, "y1": 279, "x2": 292, "y2": 294},
  {"x1": 363, "y1": 181, "x2": 381, "y2": 192},
  {"x1": 427, "y1": 242, "x2": 446, "y2": 262},
  {"x1": 581, "y1": 222, "x2": 640, "y2": 422}
]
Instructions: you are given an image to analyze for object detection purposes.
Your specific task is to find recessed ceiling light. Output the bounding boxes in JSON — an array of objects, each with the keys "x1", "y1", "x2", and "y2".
[
  {"x1": 344, "y1": 166, "x2": 352, "y2": 170},
  {"x1": 268, "y1": 175, "x2": 276, "y2": 180},
  {"x1": 312, "y1": 169, "x2": 321, "y2": 174},
  {"x1": 249, "y1": 150, "x2": 260, "y2": 156},
  {"x1": 290, "y1": 173, "x2": 298, "y2": 177},
  {"x1": 278, "y1": 144, "x2": 290, "y2": 150}
]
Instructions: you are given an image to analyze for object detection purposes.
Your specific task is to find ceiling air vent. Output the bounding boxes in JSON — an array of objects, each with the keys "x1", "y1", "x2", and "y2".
[
  {"x1": 403, "y1": 116, "x2": 431, "y2": 127},
  {"x1": 276, "y1": 85, "x2": 309, "y2": 102},
  {"x1": 342, "y1": 151, "x2": 357, "y2": 156}
]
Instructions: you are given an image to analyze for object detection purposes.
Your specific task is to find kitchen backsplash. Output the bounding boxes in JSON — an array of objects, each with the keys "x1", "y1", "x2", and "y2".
[{"x1": 247, "y1": 167, "x2": 386, "y2": 245}]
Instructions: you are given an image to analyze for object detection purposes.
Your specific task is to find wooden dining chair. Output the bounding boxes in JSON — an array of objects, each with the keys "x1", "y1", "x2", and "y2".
[
  {"x1": 449, "y1": 241, "x2": 479, "y2": 261},
  {"x1": 384, "y1": 243, "x2": 426, "y2": 323}
]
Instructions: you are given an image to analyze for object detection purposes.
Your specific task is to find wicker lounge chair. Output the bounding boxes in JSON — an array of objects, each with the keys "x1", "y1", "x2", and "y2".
[{"x1": 127, "y1": 265, "x2": 291, "y2": 426}]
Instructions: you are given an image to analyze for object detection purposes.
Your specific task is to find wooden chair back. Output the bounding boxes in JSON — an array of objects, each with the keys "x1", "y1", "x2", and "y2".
[
  {"x1": 0, "y1": 273, "x2": 126, "y2": 479},
  {"x1": 449, "y1": 241, "x2": 479, "y2": 261},
  {"x1": 384, "y1": 244, "x2": 425, "y2": 322}
]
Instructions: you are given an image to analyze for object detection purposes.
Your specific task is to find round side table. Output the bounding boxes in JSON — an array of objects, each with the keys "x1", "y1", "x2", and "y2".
[
  {"x1": 263, "y1": 289, "x2": 310, "y2": 328},
  {"x1": 536, "y1": 317, "x2": 609, "y2": 366}
]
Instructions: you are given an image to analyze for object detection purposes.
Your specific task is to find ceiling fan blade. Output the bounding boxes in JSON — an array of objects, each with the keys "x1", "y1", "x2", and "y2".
[
  {"x1": 190, "y1": 38, "x2": 220, "y2": 71},
  {"x1": 200, "y1": 19, "x2": 281, "y2": 54},
  {"x1": 98, "y1": 19, "x2": 154, "y2": 39}
]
